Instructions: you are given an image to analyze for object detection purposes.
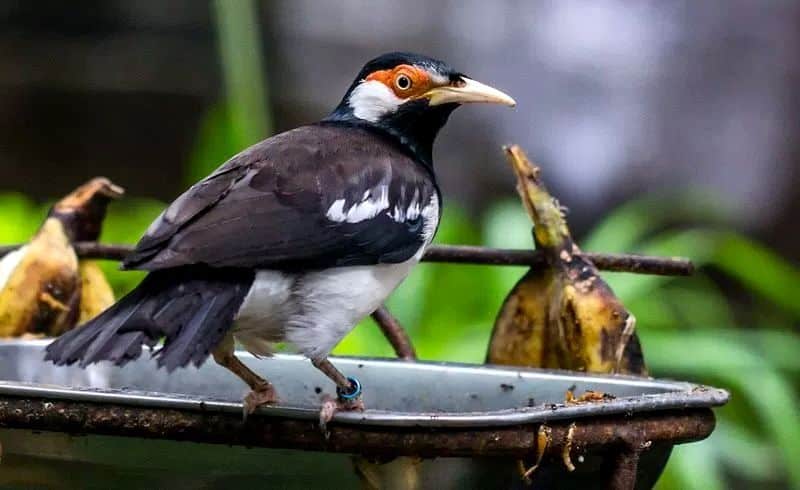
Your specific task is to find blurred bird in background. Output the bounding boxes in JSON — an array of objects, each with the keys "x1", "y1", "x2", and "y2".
[
  {"x1": 45, "y1": 52, "x2": 515, "y2": 423},
  {"x1": 0, "y1": 177, "x2": 123, "y2": 338}
]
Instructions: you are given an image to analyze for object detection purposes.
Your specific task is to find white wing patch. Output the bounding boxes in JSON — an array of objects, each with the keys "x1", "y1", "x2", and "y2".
[
  {"x1": 326, "y1": 185, "x2": 390, "y2": 224},
  {"x1": 325, "y1": 184, "x2": 439, "y2": 255},
  {"x1": 421, "y1": 193, "x2": 439, "y2": 245},
  {"x1": 0, "y1": 246, "x2": 26, "y2": 291},
  {"x1": 389, "y1": 188, "x2": 421, "y2": 222},
  {"x1": 348, "y1": 80, "x2": 403, "y2": 123}
]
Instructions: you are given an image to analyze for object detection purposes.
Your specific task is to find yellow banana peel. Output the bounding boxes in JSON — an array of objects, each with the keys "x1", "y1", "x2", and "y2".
[
  {"x1": 0, "y1": 219, "x2": 80, "y2": 337},
  {"x1": 77, "y1": 261, "x2": 115, "y2": 325},
  {"x1": 0, "y1": 177, "x2": 122, "y2": 338},
  {"x1": 487, "y1": 145, "x2": 645, "y2": 376}
]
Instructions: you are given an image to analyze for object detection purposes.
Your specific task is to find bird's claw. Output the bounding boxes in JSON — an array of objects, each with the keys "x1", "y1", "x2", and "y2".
[
  {"x1": 319, "y1": 395, "x2": 365, "y2": 437},
  {"x1": 242, "y1": 382, "x2": 278, "y2": 420},
  {"x1": 319, "y1": 378, "x2": 365, "y2": 437}
]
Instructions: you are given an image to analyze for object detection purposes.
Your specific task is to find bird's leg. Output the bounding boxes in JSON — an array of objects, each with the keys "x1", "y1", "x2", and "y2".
[
  {"x1": 212, "y1": 335, "x2": 277, "y2": 417},
  {"x1": 312, "y1": 357, "x2": 365, "y2": 434}
]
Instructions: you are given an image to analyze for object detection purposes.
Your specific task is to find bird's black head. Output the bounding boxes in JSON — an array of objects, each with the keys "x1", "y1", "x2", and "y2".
[{"x1": 325, "y1": 52, "x2": 515, "y2": 168}]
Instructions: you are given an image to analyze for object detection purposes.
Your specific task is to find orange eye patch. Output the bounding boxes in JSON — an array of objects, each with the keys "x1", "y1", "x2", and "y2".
[{"x1": 365, "y1": 64, "x2": 433, "y2": 99}]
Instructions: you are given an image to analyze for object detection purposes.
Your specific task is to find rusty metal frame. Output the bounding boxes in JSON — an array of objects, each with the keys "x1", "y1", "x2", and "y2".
[
  {"x1": 0, "y1": 395, "x2": 715, "y2": 489},
  {"x1": 0, "y1": 395, "x2": 713, "y2": 460}
]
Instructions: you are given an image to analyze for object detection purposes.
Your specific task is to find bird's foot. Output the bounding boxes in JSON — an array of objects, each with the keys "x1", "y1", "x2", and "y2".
[
  {"x1": 319, "y1": 377, "x2": 364, "y2": 436},
  {"x1": 242, "y1": 381, "x2": 278, "y2": 419}
]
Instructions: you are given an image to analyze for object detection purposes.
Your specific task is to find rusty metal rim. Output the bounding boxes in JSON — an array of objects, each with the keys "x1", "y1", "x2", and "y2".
[{"x1": 0, "y1": 397, "x2": 717, "y2": 459}]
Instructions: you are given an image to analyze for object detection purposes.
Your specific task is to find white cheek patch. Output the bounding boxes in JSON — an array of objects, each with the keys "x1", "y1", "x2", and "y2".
[
  {"x1": 326, "y1": 185, "x2": 390, "y2": 223},
  {"x1": 348, "y1": 80, "x2": 404, "y2": 122},
  {"x1": 429, "y1": 71, "x2": 448, "y2": 86}
]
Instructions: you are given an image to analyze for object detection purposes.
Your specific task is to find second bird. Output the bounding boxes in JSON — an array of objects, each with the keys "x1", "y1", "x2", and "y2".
[{"x1": 45, "y1": 52, "x2": 515, "y2": 421}]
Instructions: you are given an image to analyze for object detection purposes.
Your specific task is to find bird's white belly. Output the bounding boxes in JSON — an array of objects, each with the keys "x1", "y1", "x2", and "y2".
[
  {"x1": 233, "y1": 270, "x2": 295, "y2": 356},
  {"x1": 233, "y1": 259, "x2": 418, "y2": 359}
]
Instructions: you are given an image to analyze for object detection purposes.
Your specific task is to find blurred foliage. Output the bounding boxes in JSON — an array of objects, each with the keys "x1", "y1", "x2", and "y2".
[
  {"x1": 188, "y1": 0, "x2": 272, "y2": 184},
  {"x1": 1, "y1": 2, "x2": 797, "y2": 488}
]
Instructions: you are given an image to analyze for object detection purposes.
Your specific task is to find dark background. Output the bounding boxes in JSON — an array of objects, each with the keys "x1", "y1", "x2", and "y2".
[{"x1": 1, "y1": 1, "x2": 798, "y2": 260}]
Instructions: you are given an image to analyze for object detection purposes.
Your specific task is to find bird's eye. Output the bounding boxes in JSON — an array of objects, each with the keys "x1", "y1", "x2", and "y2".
[{"x1": 394, "y1": 74, "x2": 412, "y2": 91}]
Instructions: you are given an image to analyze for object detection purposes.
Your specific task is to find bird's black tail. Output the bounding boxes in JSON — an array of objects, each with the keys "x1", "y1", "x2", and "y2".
[{"x1": 45, "y1": 267, "x2": 254, "y2": 371}]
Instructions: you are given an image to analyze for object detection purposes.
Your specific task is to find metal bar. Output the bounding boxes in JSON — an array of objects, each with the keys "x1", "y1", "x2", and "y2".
[
  {"x1": 0, "y1": 243, "x2": 694, "y2": 277},
  {"x1": 0, "y1": 397, "x2": 715, "y2": 458},
  {"x1": 371, "y1": 306, "x2": 416, "y2": 360},
  {"x1": 422, "y1": 245, "x2": 694, "y2": 276},
  {"x1": 608, "y1": 448, "x2": 642, "y2": 490}
]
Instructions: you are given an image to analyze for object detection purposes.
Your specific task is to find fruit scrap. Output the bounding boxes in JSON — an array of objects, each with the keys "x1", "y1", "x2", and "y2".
[
  {"x1": 0, "y1": 178, "x2": 122, "y2": 338},
  {"x1": 562, "y1": 422, "x2": 577, "y2": 472},
  {"x1": 487, "y1": 145, "x2": 647, "y2": 376},
  {"x1": 565, "y1": 389, "x2": 615, "y2": 405},
  {"x1": 521, "y1": 424, "x2": 552, "y2": 482}
]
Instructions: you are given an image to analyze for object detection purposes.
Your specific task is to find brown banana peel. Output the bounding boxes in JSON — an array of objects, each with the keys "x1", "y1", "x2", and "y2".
[
  {"x1": 488, "y1": 145, "x2": 646, "y2": 376},
  {"x1": 77, "y1": 261, "x2": 115, "y2": 325},
  {"x1": 0, "y1": 218, "x2": 80, "y2": 337},
  {"x1": 354, "y1": 456, "x2": 423, "y2": 490},
  {"x1": 0, "y1": 178, "x2": 123, "y2": 338}
]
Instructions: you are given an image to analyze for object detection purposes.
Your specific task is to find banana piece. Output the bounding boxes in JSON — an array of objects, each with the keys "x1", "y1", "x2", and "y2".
[
  {"x1": 0, "y1": 177, "x2": 123, "y2": 338},
  {"x1": 77, "y1": 261, "x2": 115, "y2": 326},
  {"x1": 0, "y1": 219, "x2": 80, "y2": 337},
  {"x1": 488, "y1": 145, "x2": 645, "y2": 375}
]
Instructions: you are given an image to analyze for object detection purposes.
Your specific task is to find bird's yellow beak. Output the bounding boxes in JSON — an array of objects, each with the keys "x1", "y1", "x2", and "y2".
[{"x1": 425, "y1": 77, "x2": 516, "y2": 107}]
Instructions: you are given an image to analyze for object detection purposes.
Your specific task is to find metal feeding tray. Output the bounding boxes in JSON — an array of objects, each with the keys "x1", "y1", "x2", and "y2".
[{"x1": 0, "y1": 340, "x2": 727, "y2": 489}]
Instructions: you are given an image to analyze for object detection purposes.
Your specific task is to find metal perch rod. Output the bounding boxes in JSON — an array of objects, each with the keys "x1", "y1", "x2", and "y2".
[
  {"x1": 370, "y1": 306, "x2": 416, "y2": 360},
  {"x1": 0, "y1": 241, "x2": 692, "y2": 361},
  {"x1": 0, "y1": 243, "x2": 694, "y2": 276},
  {"x1": 423, "y1": 244, "x2": 693, "y2": 276}
]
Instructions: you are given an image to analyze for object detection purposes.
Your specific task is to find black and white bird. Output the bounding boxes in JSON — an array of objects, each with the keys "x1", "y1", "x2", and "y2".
[{"x1": 46, "y1": 52, "x2": 515, "y2": 420}]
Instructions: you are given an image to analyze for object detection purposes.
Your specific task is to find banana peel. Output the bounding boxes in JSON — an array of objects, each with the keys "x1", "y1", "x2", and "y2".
[
  {"x1": 485, "y1": 146, "x2": 663, "y2": 488},
  {"x1": 487, "y1": 145, "x2": 646, "y2": 375},
  {"x1": 77, "y1": 261, "x2": 115, "y2": 325},
  {"x1": 0, "y1": 219, "x2": 80, "y2": 337},
  {"x1": 354, "y1": 456, "x2": 423, "y2": 490},
  {"x1": 0, "y1": 178, "x2": 123, "y2": 338}
]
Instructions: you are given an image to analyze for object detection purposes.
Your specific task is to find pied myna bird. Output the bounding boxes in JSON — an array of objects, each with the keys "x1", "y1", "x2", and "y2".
[
  {"x1": 0, "y1": 178, "x2": 123, "y2": 338},
  {"x1": 45, "y1": 52, "x2": 515, "y2": 421}
]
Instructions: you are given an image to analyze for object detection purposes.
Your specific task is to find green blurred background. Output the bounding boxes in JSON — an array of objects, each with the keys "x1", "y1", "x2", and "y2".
[{"x1": 1, "y1": 1, "x2": 799, "y2": 489}]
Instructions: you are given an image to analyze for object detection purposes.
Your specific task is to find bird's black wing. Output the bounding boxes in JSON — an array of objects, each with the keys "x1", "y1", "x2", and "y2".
[{"x1": 123, "y1": 124, "x2": 439, "y2": 271}]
